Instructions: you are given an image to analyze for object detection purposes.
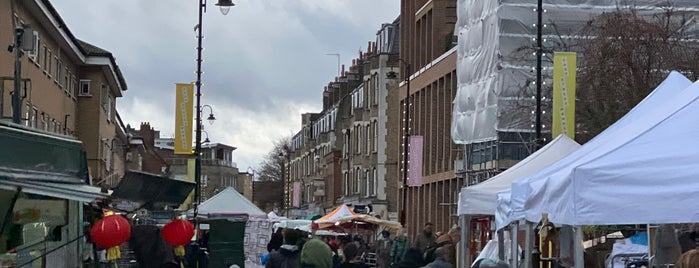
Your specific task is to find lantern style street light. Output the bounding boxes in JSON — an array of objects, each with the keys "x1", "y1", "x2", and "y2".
[{"x1": 192, "y1": 0, "x2": 233, "y2": 219}]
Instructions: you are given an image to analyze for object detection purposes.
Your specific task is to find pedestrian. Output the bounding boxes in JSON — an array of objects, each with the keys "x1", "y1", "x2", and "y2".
[
  {"x1": 389, "y1": 228, "x2": 411, "y2": 267},
  {"x1": 300, "y1": 238, "x2": 334, "y2": 268},
  {"x1": 338, "y1": 242, "x2": 369, "y2": 268},
  {"x1": 376, "y1": 231, "x2": 393, "y2": 268},
  {"x1": 422, "y1": 247, "x2": 452, "y2": 268},
  {"x1": 268, "y1": 228, "x2": 284, "y2": 253},
  {"x1": 415, "y1": 223, "x2": 436, "y2": 256},
  {"x1": 392, "y1": 248, "x2": 424, "y2": 268},
  {"x1": 425, "y1": 225, "x2": 460, "y2": 265},
  {"x1": 265, "y1": 229, "x2": 303, "y2": 268},
  {"x1": 676, "y1": 249, "x2": 699, "y2": 268}
]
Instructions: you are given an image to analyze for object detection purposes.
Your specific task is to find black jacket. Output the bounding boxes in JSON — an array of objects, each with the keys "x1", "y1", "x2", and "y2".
[{"x1": 265, "y1": 246, "x2": 301, "y2": 268}]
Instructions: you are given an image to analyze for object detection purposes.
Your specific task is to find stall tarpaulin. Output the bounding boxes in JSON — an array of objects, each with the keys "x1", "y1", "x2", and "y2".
[
  {"x1": 527, "y1": 76, "x2": 699, "y2": 225},
  {"x1": 496, "y1": 71, "x2": 694, "y2": 228},
  {"x1": 457, "y1": 134, "x2": 580, "y2": 216}
]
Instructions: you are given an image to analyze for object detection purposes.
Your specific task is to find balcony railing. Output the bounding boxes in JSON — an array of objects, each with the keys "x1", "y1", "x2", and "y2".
[{"x1": 165, "y1": 158, "x2": 237, "y2": 168}]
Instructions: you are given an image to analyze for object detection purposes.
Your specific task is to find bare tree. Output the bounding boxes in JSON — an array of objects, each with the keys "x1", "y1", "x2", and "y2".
[
  {"x1": 575, "y1": 9, "x2": 699, "y2": 142},
  {"x1": 255, "y1": 135, "x2": 292, "y2": 181}
]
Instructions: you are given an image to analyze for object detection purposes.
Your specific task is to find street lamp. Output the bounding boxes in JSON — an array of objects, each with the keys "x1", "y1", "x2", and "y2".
[
  {"x1": 388, "y1": 59, "x2": 411, "y2": 227},
  {"x1": 278, "y1": 145, "x2": 291, "y2": 217},
  {"x1": 202, "y1": 104, "x2": 216, "y2": 125},
  {"x1": 192, "y1": 0, "x2": 232, "y2": 220}
]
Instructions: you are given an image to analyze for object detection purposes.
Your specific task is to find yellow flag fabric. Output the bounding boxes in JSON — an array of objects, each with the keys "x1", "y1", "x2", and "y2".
[
  {"x1": 174, "y1": 83, "x2": 194, "y2": 154},
  {"x1": 552, "y1": 52, "x2": 576, "y2": 139}
]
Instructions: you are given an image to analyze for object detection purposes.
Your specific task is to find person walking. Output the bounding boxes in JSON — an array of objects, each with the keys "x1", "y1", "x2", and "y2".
[
  {"x1": 338, "y1": 242, "x2": 369, "y2": 268},
  {"x1": 415, "y1": 223, "x2": 436, "y2": 256},
  {"x1": 266, "y1": 229, "x2": 303, "y2": 268},
  {"x1": 300, "y1": 238, "x2": 334, "y2": 268},
  {"x1": 389, "y1": 229, "x2": 411, "y2": 267},
  {"x1": 376, "y1": 231, "x2": 393, "y2": 268}
]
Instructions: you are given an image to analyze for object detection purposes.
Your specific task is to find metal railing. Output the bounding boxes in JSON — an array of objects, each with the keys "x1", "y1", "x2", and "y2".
[{"x1": 166, "y1": 158, "x2": 237, "y2": 168}]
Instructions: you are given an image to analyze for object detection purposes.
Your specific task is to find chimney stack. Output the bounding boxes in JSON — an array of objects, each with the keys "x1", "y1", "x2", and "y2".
[{"x1": 341, "y1": 64, "x2": 346, "y2": 76}]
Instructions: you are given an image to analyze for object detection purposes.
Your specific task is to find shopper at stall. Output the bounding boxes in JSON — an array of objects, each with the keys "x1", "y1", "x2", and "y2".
[
  {"x1": 389, "y1": 228, "x2": 411, "y2": 267},
  {"x1": 266, "y1": 229, "x2": 303, "y2": 268},
  {"x1": 300, "y1": 238, "x2": 334, "y2": 268}
]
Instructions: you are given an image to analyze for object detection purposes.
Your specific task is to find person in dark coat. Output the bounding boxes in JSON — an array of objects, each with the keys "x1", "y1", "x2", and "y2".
[
  {"x1": 338, "y1": 242, "x2": 369, "y2": 268},
  {"x1": 422, "y1": 247, "x2": 452, "y2": 268},
  {"x1": 129, "y1": 225, "x2": 179, "y2": 268},
  {"x1": 265, "y1": 229, "x2": 303, "y2": 268},
  {"x1": 268, "y1": 228, "x2": 284, "y2": 253},
  {"x1": 393, "y1": 248, "x2": 425, "y2": 268}
]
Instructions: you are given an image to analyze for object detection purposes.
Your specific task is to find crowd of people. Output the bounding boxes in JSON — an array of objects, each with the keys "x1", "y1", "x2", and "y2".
[{"x1": 263, "y1": 223, "x2": 462, "y2": 268}]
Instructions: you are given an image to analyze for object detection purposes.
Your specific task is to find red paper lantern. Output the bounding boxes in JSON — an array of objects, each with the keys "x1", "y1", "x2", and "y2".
[
  {"x1": 162, "y1": 219, "x2": 195, "y2": 246},
  {"x1": 90, "y1": 213, "x2": 131, "y2": 249}
]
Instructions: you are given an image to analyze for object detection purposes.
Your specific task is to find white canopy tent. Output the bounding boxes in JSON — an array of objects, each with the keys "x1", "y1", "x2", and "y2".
[
  {"x1": 188, "y1": 187, "x2": 267, "y2": 219},
  {"x1": 524, "y1": 76, "x2": 699, "y2": 225},
  {"x1": 495, "y1": 71, "x2": 693, "y2": 229},
  {"x1": 457, "y1": 135, "x2": 580, "y2": 216},
  {"x1": 457, "y1": 135, "x2": 579, "y2": 266}
]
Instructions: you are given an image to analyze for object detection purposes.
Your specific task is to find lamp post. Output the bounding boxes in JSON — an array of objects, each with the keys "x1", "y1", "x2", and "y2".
[
  {"x1": 535, "y1": 0, "x2": 543, "y2": 149},
  {"x1": 192, "y1": 0, "x2": 232, "y2": 218},
  {"x1": 278, "y1": 145, "x2": 291, "y2": 217},
  {"x1": 389, "y1": 59, "x2": 411, "y2": 227}
]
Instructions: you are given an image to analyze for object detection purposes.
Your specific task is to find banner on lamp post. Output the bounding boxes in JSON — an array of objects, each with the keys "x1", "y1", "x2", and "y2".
[
  {"x1": 553, "y1": 52, "x2": 577, "y2": 139},
  {"x1": 408, "y1": 135, "x2": 424, "y2": 187},
  {"x1": 292, "y1": 182, "x2": 301, "y2": 207},
  {"x1": 174, "y1": 83, "x2": 194, "y2": 154}
]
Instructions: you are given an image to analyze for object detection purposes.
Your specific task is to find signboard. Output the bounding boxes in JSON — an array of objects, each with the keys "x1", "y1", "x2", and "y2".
[{"x1": 13, "y1": 199, "x2": 67, "y2": 226}]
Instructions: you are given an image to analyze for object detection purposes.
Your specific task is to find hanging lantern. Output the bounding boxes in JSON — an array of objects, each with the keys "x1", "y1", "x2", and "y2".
[
  {"x1": 90, "y1": 210, "x2": 131, "y2": 262},
  {"x1": 162, "y1": 218, "x2": 195, "y2": 258}
]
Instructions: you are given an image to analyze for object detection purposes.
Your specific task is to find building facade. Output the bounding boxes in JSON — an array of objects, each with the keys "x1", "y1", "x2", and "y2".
[
  {"x1": 164, "y1": 142, "x2": 240, "y2": 201},
  {"x1": 0, "y1": 0, "x2": 127, "y2": 266},
  {"x1": 397, "y1": 0, "x2": 462, "y2": 237},
  {"x1": 287, "y1": 20, "x2": 400, "y2": 220}
]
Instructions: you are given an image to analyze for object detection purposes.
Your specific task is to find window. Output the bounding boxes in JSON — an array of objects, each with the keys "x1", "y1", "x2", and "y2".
[
  {"x1": 365, "y1": 170, "x2": 371, "y2": 197},
  {"x1": 373, "y1": 168, "x2": 378, "y2": 196},
  {"x1": 41, "y1": 113, "x2": 47, "y2": 131},
  {"x1": 63, "y1": 67, "x2": 69, "y2": 91},
  {"x1": 365, "y1": 123, "x2": 371, "y2": 154},
  {"x1": 71, "y1": 76, "x2": 78, "y2": 98},
  {"x1": 344, "y1": 172, "x2": 350, "y2": 195},
  {"x1": 373, "y1": 120, "x2": 378, "y2": 152},
  {"x1": 28, "y1": 31, "x2": 39, "y2": 64},
  {"x1": 24, "y1": 103, "x2": 31, "y2": 127},
  {"x1": 31, "y1": 107, "x2": 37, "y2": 128},
  {"x1": 54, "y1": 57, "x2": 60, "y2": 82},
  {"x1": 42, "y1": 45, "x2": 48, "y2": 72},
  {"x1": 47, "y1": 50, "x2": 52, "y2": 77},
  {"x1": 354, "y1": 168, "x2": 361, "y2": 194},
  {"x1": 79, "y1": 80, "x2": 91, "y2": 96},
  {"x1": 107, "y1": 97, "x2": 113, "y2": 123}
]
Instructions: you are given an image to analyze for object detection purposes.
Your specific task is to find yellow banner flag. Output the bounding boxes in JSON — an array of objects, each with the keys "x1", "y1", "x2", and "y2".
[
  {"x1": 552, "y1": 52, "x2": 576, "y2": 139},
  {"x1": 174, "y1": 83, "x2": 194, "y2": 154}
]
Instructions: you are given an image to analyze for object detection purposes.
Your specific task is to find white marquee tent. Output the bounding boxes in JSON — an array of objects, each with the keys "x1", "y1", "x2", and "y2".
[
  {"x1": 496, "y1": 71, "x2": 694, "y2": 228},
  {"x1": 457, "y1": 135, "x2": 580, "y2": 216},
  {"x1": 524, "y1": 75, "x2": 699, "y2": 225},
  {"x1": 189, "y1": 187, "x2": 267, "y2": 218}
]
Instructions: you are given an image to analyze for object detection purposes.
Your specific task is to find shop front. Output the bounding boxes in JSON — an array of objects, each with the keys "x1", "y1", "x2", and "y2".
[{"x1": 0, "y1": 123, "x2": 107, "y2": 267}]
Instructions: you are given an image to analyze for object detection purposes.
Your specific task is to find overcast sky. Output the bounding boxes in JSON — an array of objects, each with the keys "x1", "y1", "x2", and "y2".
[{"x1": 51, "y1": 1, "x2": 399, "y2": 172}]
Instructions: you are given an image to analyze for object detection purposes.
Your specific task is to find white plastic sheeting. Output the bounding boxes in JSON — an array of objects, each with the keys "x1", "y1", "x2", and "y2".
[
  {"x1": 457, "y1": 134, "x2": 580, "y2": 216},
  {"x1": 452, "y1": 0, "x2": 699, "y2": 144},
  {"x1": 495, "y1": 71, "x2": 693, "y2": 229}
]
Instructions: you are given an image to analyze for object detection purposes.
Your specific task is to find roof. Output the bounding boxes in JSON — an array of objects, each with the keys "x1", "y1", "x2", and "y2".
[
  {"x1": 77, "y1": 40, "x2": 128, "y2": 92},
  {"x1": 194, "y1": 187, "x2": 266, "y2": 218}
]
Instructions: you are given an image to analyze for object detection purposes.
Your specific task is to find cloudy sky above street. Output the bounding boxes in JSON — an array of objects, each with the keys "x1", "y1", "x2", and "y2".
[{"x1": 51, "y1": 1, "x2": 399, "y2": 171}]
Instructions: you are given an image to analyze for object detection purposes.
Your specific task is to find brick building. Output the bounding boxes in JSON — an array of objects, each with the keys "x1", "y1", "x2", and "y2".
[
  {"x1": 287, "y1": 20, "x2": 401, "y2": 220},
  {"x1": 396, "y1": 0, "x2": 462, "y2": 237}
]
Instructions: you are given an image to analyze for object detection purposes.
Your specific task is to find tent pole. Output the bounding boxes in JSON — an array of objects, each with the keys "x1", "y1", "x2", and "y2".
[
  {"x1": 498, "y1": 228, "x2": 505, "y2": 261},
  {"x1": 574, "y1": 226, "x2": 584, "y2": 267},
  {"x1": 511, "y1": 222, "x2": 519, "y2": 268},
  {"x1": 524, "y1": 221, "x2": 533, "y2": 268},
  {"x1": 460, "y1": 215, "x2": 471, "y2": 267}
]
